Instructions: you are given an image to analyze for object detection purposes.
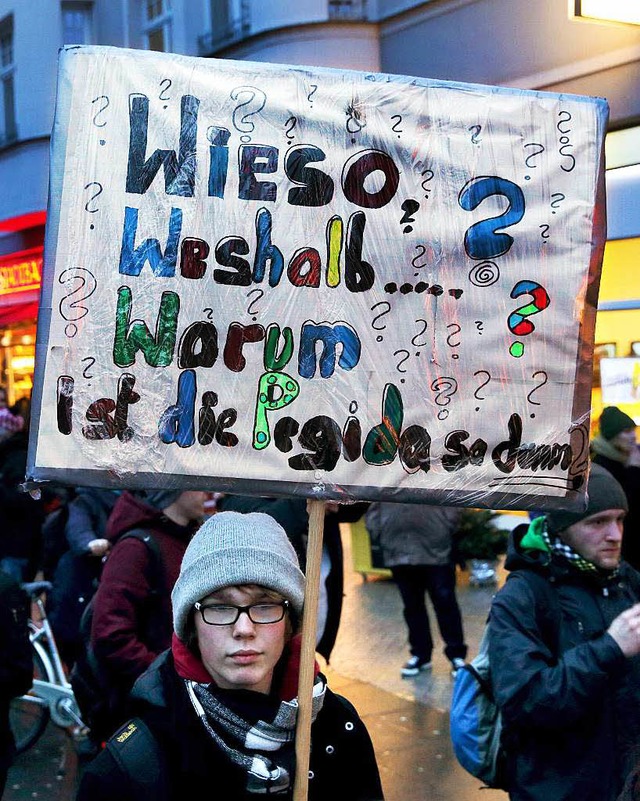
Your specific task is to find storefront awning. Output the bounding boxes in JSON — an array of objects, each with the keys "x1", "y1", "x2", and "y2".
[{"x1": 0, "y1": 300, "x2": 39, "y2": 327}]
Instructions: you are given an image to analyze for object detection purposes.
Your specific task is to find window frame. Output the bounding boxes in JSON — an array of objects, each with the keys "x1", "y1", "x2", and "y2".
[
  {"x1": 61, "y1": 1, "x2": 94, "y2": 46},
  {"x1": 0, "y1": 14, "x2": 16, "y2": 146},
  {"x1": 143, "y1": 0, "x2": 173, "y2": 52}
]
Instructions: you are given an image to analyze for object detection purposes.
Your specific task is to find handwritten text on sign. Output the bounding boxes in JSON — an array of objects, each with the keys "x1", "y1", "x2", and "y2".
[{"x1": 28, "y1": 46, "x2": 608, "y2": 509}]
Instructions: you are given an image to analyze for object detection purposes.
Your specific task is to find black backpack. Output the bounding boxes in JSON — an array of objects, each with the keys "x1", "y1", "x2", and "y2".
[
  {"x1": 0, "y1": 571, "x2": 32, "y2": 700},
  {"x1": 70, "y1": 529, "x2": 164, "y2": 742}
]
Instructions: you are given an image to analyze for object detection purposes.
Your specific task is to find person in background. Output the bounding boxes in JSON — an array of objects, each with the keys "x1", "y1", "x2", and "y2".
[
  {"x1": 77, "y1": 511, "x2": 384, "y2": 800},
  {"x1": 0, "y1": 387, "x2": 23, "y2": 444},
  {"x1": 591, "y1": 405, "x2": 640, "y2": 569},
  {"x1": 0, "y1": 570, "x2": 32, "y2": 796},
  {"x1": 0, "y1": 395, "x2": 46, "y2": 582},
  {"x1": 85, "y1": 489, "x2": 207, "y2": 741},
  {"x1": 47, "y1": 487, "x2": 121, "y2": 667},
  {"x1": 365, "y1": 502, "x2": 467, "y2": 678},
  {"x1": 489, "y1": 464, "x2": 640, "y2": 801}
]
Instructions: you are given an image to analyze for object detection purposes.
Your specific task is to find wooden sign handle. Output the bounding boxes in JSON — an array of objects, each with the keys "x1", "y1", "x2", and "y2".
[{"x1": 293, "y1": 498, "x2": 325, "y2": 801}]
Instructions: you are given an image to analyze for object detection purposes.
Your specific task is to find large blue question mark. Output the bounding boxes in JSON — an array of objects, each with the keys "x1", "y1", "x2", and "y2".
[{"x1": 459, "y1": 176, "x2": 526, "y2": 260}]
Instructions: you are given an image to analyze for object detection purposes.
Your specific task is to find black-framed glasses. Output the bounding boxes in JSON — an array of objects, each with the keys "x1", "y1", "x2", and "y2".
[{"x1": 194, "y1": 600, "x2": 290, "y2": 626}]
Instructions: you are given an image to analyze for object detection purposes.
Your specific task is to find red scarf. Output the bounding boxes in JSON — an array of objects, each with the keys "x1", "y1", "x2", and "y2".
[{"x1": 171, "y1": 632, "x2": 318, "y2": 701}]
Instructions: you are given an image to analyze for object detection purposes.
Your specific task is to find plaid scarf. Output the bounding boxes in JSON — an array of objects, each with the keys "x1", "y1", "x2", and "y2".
[{"x1": 185, "y1": 675, "x2": 326, "y2": 794}]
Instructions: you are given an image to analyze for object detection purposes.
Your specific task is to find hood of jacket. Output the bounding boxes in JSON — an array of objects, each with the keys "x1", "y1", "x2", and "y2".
[
  {"x1": 504, "y1": 519, "x2": 552, "y2": 573},
  {"x1": 105, "y1": 490, "x2": 169, "y2": 542}
]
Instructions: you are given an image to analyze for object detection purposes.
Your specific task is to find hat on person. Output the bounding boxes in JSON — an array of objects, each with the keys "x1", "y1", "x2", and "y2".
[
  {"x1": 599, "y1": 406, "x2": 636, "y2": 441},
  {"x1": 172, "y1": 511, "x2": 305, "y2": 640},
  {"x1": 546, "y1": 463, "x2": 629, "y2": 535},
  {"x1": 141, "y1": 490, "x2": 184, "y2": 511}
]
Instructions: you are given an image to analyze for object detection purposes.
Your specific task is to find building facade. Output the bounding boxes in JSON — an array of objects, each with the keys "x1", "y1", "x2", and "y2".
[{"x1": 0, "y1": 0, "x2": 638, "y2": 413}]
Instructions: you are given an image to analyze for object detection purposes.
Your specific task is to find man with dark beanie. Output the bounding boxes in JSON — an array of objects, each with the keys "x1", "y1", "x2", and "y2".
[
  {"x1": 488, "y1": 464, "x2": 640, "y2": 801},
  {"x1": 591, "y1": 405, "x2": 640, "y2": 569}
]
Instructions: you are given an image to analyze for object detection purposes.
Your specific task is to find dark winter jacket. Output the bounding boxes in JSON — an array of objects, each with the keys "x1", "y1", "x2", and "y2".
[
  {"x1": 365, "y1": 502, "x2": 461, "y2": 567},
  {"x1": 65, "y1": 487, "x2": 121, "y2": 554},
  {"x1": 77, "y1": 647, "x2": 384, "y2": 801},
  {"x1": 489, "y1": 524, "x2": 640, "y2": 801},
  {"x1": 91, "y1": 491, "x2": 195, "y2": 686},
  {"x1": 48, "y1": 488, "x2": 122, "y2": 664},
  {"x1": 0, "y1": 431, "x2": 45, "y2": 575},
  {"x1": 0, "y1": 571, "x2": 32, "y2": 774}
]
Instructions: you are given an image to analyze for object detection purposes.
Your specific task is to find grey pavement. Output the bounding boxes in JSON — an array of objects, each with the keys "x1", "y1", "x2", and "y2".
[
  {"x1": 324, "y1": 519, "x2": 514, "y2": 801},
  {"x1": 3, "y1": 516, "x2": 521, "y2": 801}
]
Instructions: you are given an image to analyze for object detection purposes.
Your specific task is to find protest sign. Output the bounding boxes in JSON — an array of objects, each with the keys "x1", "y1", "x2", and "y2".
[{"x1": 27, "y1": 45, "x2": 608, "y2": 510}]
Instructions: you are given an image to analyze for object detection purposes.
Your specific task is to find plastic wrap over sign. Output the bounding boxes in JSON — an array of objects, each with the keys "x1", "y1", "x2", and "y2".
[{"x1": 27, "y1": 46, "x2": 608, "y2": 510}]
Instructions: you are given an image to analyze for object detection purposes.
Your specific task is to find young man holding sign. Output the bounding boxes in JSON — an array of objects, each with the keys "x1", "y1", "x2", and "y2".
[{"x1": 77, "y1": 511, "x2": 384, "y2": 800}]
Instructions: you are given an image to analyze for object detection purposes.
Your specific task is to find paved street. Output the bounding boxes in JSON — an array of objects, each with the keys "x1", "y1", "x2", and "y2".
[{"x1": 4, "y1": 519, "x2": 516, "y2": 801}]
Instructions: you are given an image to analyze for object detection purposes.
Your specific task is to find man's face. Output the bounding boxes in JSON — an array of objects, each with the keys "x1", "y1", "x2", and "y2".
[
  {"x1": 173, "y1": 491, "x2": 208, "y2": 522},
  {"x1": 195, "y1": 584, "x2": 287, "y2": 694},
  {"x1": 612, "y1": 428, "x2": 637, "y2": 455},
  {"x1": 560, "y1": 508, "x2": 626, "y2": 570}
]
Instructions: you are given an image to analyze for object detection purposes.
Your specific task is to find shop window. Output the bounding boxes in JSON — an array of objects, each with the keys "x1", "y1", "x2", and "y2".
[
  {"x1": 0, "y1": 14, "x2": 16, "y2": 147},
  {"x1": 0, "y1": 324, "x2": 36, "y2": 405},
  {"x1": 592, "y1": 236, "x2": 640, "y2": 424},
  {"x1": 144, "y1": 0, "x2": 172, "y2": 52},
  {"x1": 61, "y1": 2, "x2": 94, "y2": 45}
]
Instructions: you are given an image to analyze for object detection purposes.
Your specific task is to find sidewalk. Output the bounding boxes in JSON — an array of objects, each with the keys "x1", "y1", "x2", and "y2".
[{"x1": 323, "y1": 521, "x2": 514, "y2": 801}]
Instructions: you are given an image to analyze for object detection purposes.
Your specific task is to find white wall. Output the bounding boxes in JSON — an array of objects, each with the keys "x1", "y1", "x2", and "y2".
[
  {"x1": 249, "y1": 0, "x2": 327, "y2": 35},
  {"x1": 225, "y1": 22, "x2": 380, "y2": 71}
]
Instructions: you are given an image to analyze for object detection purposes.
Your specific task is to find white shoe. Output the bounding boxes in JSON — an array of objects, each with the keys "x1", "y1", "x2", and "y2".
[
  {"x1": 450, "y1": 657, "x2": 466, "y2": 677},
  {"x1": 401, "y1": 656, "x2": 432, "y2": 677}
]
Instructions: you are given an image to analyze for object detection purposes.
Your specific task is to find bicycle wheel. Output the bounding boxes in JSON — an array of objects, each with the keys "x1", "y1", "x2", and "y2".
[{"x1": 10, "y1": 646, "x2": 52, "y2": 753}]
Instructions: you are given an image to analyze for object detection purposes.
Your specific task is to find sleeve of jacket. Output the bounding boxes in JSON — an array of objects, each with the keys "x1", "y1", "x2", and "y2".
[
  {"x1": 76, "y1": 748, "x2": 136, "y2": 801},
  {"x1": 91, "y1": 538, "x2": 159, "y2": 681},
  {"x1": 65, "y1": 495, "x2": 98, "y2": 554},
  {"x1": 488, "y1": 574, "x2": 626, "y2": 730}
]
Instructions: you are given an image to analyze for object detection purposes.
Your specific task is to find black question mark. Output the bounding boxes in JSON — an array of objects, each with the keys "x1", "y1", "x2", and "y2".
[
  {"x1": 526, "y1": 370, "x2": 548, "y2": 417},
  {"x1": 81, "y1": 356, "x2": 96, "y2": 379},
  {"x1": 473, "y1": 370, "x2": 491, "y2": 411},
  {"x1": 159, "y1": 78, "x2": 172, "y2": 105},
  {"x1": 411, "y1": 319, "x2": 429, "y2": 347},
  {"x1": 91, "y1": 95, "x2": 109, "y2": 127}
]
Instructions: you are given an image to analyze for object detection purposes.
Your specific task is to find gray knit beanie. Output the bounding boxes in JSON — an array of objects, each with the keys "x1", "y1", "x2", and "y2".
[{"x1": 172, "y1": 511, "x2": 305, "y2": 640}]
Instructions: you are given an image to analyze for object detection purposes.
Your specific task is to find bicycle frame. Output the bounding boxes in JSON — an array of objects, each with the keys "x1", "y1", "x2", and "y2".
[{"x1": 22, "y1": 597, "x2": 84, "y2": 728}]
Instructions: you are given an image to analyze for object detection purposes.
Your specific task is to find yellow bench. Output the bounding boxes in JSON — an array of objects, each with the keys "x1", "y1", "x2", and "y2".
[{"x1": 347, "y1": 517, "x2": 392, "y2": 581}]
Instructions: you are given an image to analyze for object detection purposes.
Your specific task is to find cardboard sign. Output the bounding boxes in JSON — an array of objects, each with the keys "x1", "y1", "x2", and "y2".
[{"x1": 27, "y1": 46, "x2": 608, "y2": 509}]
